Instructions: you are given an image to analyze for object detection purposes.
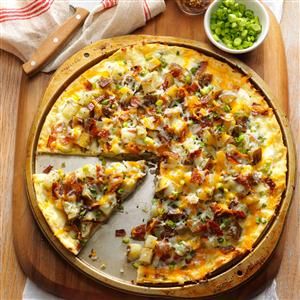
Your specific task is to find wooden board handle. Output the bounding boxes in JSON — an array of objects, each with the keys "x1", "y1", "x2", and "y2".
[{"x1": 22, "y1": 7, "x2": 89, "y2": 76}]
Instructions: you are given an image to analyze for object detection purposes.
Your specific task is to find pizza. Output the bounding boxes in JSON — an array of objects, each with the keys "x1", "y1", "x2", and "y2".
[
  {"x1": 33, "y1": 43, "x2": 287, "y2": 284},
  {"x1": 33, "y1": 161, "x2": 147, "y2": 254}
]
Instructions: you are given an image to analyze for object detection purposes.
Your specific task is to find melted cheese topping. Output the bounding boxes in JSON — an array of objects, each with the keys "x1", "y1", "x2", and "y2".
[{"x1": 35, "y1": 43, "x2": 287, "y2": 285}]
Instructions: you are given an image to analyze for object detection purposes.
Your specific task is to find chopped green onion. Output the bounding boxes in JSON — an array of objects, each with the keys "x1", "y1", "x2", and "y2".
[
  {"x1": 155, "y1": 99, "x2": 163, "y2": 106},
  {"x1": 217, "y1": 237, "x2": 224, "y2": 243},
  {"x1": 185, "y1": 75, "x2": 192, "y2": 84},
  {"x1": 210, "y1": 0, "x2": 262, "y2": 50},
  {"x1": 190, "y1": 66, "x2": 199, "y2": 75},
  {"x1": 166, "y1": 219, "x2": 176, "y2": 229},
  {"x1": 117, "y1": 188, "x2": 124, "y2": 194},
  {"x1": 256, "y1": 217, "x2": 267, "y2": 224},
  {"x1": 235, "y1": 134, "x2": 244, "y2": 144},
  {"x1": 223, "y1": 104, "x2": 231, "y2": 112},
  {"x1": 160, "y1": 59, "x2": 167, "y2": 68},
  {"x1": 132, "y1": 262, "x2": 140, "y2": 269},
  {"x1": 122, "y1": 237, "x2": 130, "y2": 244}
]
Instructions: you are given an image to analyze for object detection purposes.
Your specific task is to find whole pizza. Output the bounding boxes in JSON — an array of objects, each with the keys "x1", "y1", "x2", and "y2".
[{"x1": 33, "y1": 43, "x2": 287, "y2": 285}]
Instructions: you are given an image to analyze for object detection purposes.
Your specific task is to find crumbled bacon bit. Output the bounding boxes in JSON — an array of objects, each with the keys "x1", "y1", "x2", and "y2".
[
  {"x1": 143, "y1": 94, "x2": 158, "y2": 104},
  {"x1": 52, "y1": 182, "x2": 63, "y2": 198},
  {"x1": 162, "y1": 73, "x2": 174, "y2": 90},
  {"x1": 251, "y1": 103, "x2": 271, "y2": 116},
  {"x1": 169, "y1": 63, "x2": 183, "y2": 78},
  {"x1": 125, "y1": 142, "x2": 141, "y2": 154},
  {"x1": 107, "y1": 175, "x2": 123, "y2": 193},
  {"x1": 176, "y1": 88, "x2": 186, "y2": 99},
  {"x1": 83, "y1": 80, "x2": 93, "y2": 90},
  {"x1": 47, "y1": 134, "x2": 56, "y2": 149},
  {"x1": 219, "y1": 245, "x2": 235, "y2": 254},
  {"x1": 88, "y1": 248, "x2": 98, "y2": 261},
  {"x1": 155, "y1": 241, "x2": 171, "y2": 261},
  {"x1": 264, "y1": 177, "x2": 276, "y2": 191},
  {"x1": 212, "y1": 203, "x2": 247, "y2": 219},
  {"x1": 95, "y1": 95, "x2": 106, "y2": 103},
  {"x1": 42, "y1": 165, "x2": 53, "y2": 174},
  {"x1": 188, "y1": 149, "x2": 202, "y2": 160},
  {"x1": 71, "y1": 116, "x2": 83, "y2": 127},
  {"x1": 186, "y1": 82, "x2": 199, "y2": 93},
  {"x1": 115, "y1": 229, "x2": 126, "y2": 237},
  {"x1": 130, "y1": 96, "x2": 141, "y2": 107},
  {"x1": 195, "y1": 61, "x2": 208, "y2": 77},
  {"x1": 97, "y1": 77, "x2": 111, "y2": 88},
  {"x1": 196, "y1": 220, "x2": 223, "y2": 236},
  {"x1": 207, "y1": 220, "x2": 223, "y2": 236},
  {"x1": 198, "y1": 73, "x2": 213, "y2": 88},
  {"x1": 131, "y1": 65, "x2": 142, "y2": 75},
  {"x1": 65, "y1": 178, "x2": 83, "y2": 196},
  {"x1": 252, "y1": 148, "x2": 262, "y2": 165},
  {"x1": 191, "y1": 168, "x2": 203, "y2": 184},
  {"x1": 87, "y1": 102, "x2": 95, "y2": 111},
  {"x1": 178, "y1": 126, "x2": 188, "y2": 142},
  {"x1": 235, "y1": 174, "x2": 253, "y2": 190},
  {"x1": 226, "y1": 153, "x2": 239, "y2": 164},
  {"x1": 97, "y1": 129, "x2": 110, "y2": 139},
  {"x1": 131, "y1": 224, "x2": 146, "y2": 240}
]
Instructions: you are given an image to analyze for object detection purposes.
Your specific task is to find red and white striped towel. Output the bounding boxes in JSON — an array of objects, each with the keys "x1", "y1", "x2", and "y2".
[{"x1": 0, "y1": 0, "x2": 166, "y2": 72}]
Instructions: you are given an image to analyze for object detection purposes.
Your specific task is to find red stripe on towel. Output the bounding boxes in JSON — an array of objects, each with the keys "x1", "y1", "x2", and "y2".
[
  {"x1": 143, "y1": 0, "x2": 149, "y2": 21},
  {"x1": 0, "y1": 0, "x2": 53, "y2": 23},
  {"x1": 144, "y1": 0, "x2": 152, "y2": 19},
  {"x1": 0, "y1": 0, "x2": 40, "y2": 13}
]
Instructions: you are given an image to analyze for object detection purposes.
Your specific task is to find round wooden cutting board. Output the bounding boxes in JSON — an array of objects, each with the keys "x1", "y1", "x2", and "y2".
[{"x1": 13, "y1": 1, "x2": 295, "y2": 299}]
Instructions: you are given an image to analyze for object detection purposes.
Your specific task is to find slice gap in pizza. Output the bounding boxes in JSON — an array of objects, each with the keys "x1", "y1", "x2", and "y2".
[{"x1": 33, "y1": 160, "x2": 147, "y2": 254}]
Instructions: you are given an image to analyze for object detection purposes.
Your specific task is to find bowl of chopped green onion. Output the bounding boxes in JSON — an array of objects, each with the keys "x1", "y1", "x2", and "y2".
[{"x1": 204, "y1": 0, "x2": 269, "y2": 54}]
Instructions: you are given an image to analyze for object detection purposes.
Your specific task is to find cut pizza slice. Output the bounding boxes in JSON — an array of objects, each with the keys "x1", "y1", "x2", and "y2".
[{"x1": 33, "y1": 160, "x2": 147, "y2": 254}]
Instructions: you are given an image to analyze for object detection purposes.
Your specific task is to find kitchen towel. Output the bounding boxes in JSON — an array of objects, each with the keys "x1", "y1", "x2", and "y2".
[
  {"x1": 0, "y1": 0, "x2": 166, "y2": 72},
  {"x1": 21, "y1": 0, "x2": 283, "y2": 299}
]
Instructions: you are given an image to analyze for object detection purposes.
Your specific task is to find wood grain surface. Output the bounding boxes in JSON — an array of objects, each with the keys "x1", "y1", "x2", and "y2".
[{"x1": 1, "y1": 0, "x2": 299, "y2": 299}]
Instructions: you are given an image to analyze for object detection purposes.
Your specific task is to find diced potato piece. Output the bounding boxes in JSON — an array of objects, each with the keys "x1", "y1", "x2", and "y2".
[
  {"x1": 121, "y1": 128, "x2": 137, "y2": 143},
  {"x1": 139, "y1": 248, "x2": 153, "y2": 265},
  {"x1": 77, "y1": 107, "x2": 90, "y2": 119},
  {"x1": 77, "y1": 132, "x2": 91, "y2": 148},
  {"x1": 62, "y1": 101, "x2": 80, "y2": 120},
  {"x1": 98, "y1": 194, "x2": 117, "y2": 216},
  {"x1": 63, "y1": 201, "x2": 81, "y2": 220},
  {"x1": 99, "y1": 204, "x2": 114, "y2": 216},
  {"x1": 144, "y1": 235, "x2": 157, "y2": 249},
  {"x1": 93, "y1": 101, "x2": 102, "y2": 119},
  {"x1": 127, "y1": 243, "x2": 142, "y2": 262},
  {"x1": 166, "y1": 85, "x2": 178, "y2": 98},
  {"x1": 56, "y1": 141, "x2": 72, "y2": 153},
  {"x1": 203, "y1": 130, "x2": 217, "y2": 146},
  {"x1": 170, "y1": 118, "x2": 186, "y2": 135},
  {"x1": 71, "y1": 126, "x2": 82, "y2": 139},
  {"x1": 141, "y1": 71, "x2": 162, "y2": 94},
  {"x1": 80, "y1": 222, "x2": 93, "y2": 239},
  {"x1": 141, "y1": 116, "x2": 156, "y2": 130},
  {"x1": 136, "y1": 125, "x2": 147, "y2": 138},
  {"x1": 148, "y1": 57, "x2": 161, "y2": 71}
]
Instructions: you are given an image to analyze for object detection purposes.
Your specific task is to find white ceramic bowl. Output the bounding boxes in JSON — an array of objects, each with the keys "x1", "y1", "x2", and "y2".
[{"x1": 204, "y1": 0, "x2": 270, "y2": 54}]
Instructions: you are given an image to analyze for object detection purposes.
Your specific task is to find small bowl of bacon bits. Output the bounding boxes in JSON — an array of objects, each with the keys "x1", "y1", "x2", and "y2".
[{"x1": 204, "y1": 0, "x2": 270, "y2": 54}]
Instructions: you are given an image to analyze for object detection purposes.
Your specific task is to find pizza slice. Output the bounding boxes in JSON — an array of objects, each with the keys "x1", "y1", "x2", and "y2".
[{"x1": 33, "y1": 161, "x2": 147, "y2": 254}]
